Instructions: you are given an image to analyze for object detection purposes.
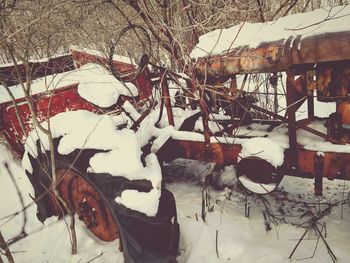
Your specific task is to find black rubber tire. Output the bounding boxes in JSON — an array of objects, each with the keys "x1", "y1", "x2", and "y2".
[
  {"x1": 236, "y1": 157, "x2": 283, "y2": 195},
  {"x1": 25, "y1": 137, "x2": 151, "y2": 221},
  {"x1": 25, "y1": 136, "x2": 179, "y2": 262}
]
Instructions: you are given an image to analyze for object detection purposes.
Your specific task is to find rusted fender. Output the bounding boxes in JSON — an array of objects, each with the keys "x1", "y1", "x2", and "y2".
[{"x1": 194, "y1": 32, "x2": 350, "y2": 79}]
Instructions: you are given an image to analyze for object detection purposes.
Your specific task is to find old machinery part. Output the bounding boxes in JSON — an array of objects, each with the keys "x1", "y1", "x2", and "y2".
[
  {"x1": 194, "y1": 32, "x2": 350, "y2": 81},
  {"x1": 316, "y1": 63, "x2": 350, "y2": 102},
  {"x1": 326, "y1": 112, "x2": 343, "y2": 140},
  {"x1": 109, "y1": 24, "x2": 151, "y2": 82},
  {"x1": 56, "y1": 169, "x2": 119, "y2": 241},
  {"x1": 338, "y1": 101, "x2": 350, "y2": 127},
  {"x1": 236, "y1": 157, "x2": 283, "y2": 194},
  {"x1": 25, "y1": 137, "x2": 179, "y2": 262},
  {"x1": 326, "y1": 101, "x2": 350, "y2": 143}
]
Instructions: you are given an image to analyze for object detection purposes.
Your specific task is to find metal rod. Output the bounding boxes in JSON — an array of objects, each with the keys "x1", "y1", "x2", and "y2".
[
  {"x1": 199, "y1": 99, "x2": 211, "y2": 149},
  {"x1": 250, "y1": 104, "x2": 343, "y2": 144},
  {"x1": 161, "y1": 70, "x2": 175, "y2": 126},
  {"x1": 315, "y1": 153, "x2": 324, "y2": 196},
  {"x1": 286, "y1": 71, "x2": 298, "y2": 169}
]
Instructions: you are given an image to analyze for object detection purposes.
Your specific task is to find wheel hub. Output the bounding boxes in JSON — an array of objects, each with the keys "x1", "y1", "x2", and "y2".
[{"x1": 56, "y1": 169, "x2": 119, "y2": 241}]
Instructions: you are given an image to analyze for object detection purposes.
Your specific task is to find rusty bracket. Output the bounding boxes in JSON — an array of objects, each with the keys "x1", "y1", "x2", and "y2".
[
  {"x1": 286, "y1": 70, "x2": 298, "y2": 168},
  {"x1": 314, "y1": 153, "x2": 324, "y2": 196},
  {"x1": 131, "y1": 109, "x2": 151, "y2": 131},
  {"x1": 249, "y1": 104, "x2": 344, "y2": 145},
  {"x1": 198, "y1": 99, "x2": 211, "y2": 153}
]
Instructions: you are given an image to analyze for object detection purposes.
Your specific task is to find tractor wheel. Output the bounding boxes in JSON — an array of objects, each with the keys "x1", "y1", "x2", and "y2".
[
  {"x1": 236, "y1": 157, "x2": 283, "y2": 194},
  {"x1": 24, "y1": 137, "x2": 180, "y2": 261},
  {"x1": 25, "y1": 138, "x2": 120, "y2": 241},
  {"x1": 56, "y1": 169, "x2": 119, "y2": 241}
]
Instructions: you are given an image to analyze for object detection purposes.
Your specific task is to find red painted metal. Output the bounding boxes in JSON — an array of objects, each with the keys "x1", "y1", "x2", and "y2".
[
  {"x1": 0, "y1": 84, "x2": 101, "y2": 155},
  {"x1": 286, "y1": 71, "x2": 298, "y2": 169},
  {"x1": 0, "y1": 51, "x2": 157, "y2": 156}
]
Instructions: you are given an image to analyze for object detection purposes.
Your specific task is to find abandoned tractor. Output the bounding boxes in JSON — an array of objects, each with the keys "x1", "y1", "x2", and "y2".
[
  {"x1": 1, "y1": 6, "x2": 350, "y2": 262},
  {"x1": 0, "y1": 48, "x2": 179, "y2": 262}
]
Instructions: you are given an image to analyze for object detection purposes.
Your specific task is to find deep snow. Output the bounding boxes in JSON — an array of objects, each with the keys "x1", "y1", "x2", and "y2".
[{"x1": 0, "y1": 143, "x2": 349, "y2": 262}]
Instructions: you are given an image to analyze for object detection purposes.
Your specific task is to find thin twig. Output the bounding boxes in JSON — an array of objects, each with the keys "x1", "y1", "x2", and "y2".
[
  {"x1": 5, "y1": 162, "x2": 27, "y2": 235},
  {"x1": 0, "y1": 231, "x2": 14, "y2": 263},
  {"x1": 215, "y1": 229, "x2": 219, "y2": 258},
  {"x1": 86, "y1": 250, "x2": 105, "y2": 263}
]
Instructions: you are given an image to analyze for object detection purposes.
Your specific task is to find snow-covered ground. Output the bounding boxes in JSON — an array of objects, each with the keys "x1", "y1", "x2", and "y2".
[{"x1": 1, "y1": 140, "x2": 349, "y2": 263}]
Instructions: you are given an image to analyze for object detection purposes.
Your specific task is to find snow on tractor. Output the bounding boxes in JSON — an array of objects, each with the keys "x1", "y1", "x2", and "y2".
[
  {"x1": 0, "y1": 47, "x2": 180, "y2": 262},
  {"x1": 1, "y1": 6, "x2": 350, "y2": 262}
]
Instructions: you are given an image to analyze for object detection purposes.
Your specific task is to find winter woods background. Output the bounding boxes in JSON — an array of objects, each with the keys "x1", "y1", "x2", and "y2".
[{"x1": 0, "y1": 0, "x2": 349, "y2": 66}]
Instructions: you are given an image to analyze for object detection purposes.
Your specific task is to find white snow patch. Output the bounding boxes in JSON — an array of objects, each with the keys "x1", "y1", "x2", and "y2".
[
  {"x1": 239, "y1": 175, "x2": 277, "y2": 194},
  {"x1": 0, "y1": 63, "x2": 138, "y2": 106},
  {"x1": 122, "y1": 101, "x2": 201, "y2": 149},
  {"x1": 87, "y1": 129, "x2": 142, "y2": 175},
  {"x1": 212, "y1": 165, "x2": 237, "y2": 188},
  {"x1": 122, "y1": 100, "x2": 141, "y2": 118},
  {"x1": 0, "y1": 52, "x2": 69, "y2": 67},
  {"x1": 194, "y1": 118, "x2": 224, "y2": 133},
  {"x1": 77, "y1": 64, "x2": 138, "y2": 107},
  {"x1": 151, "y1": 126, "x2": 177, "y2": 152},
  {"x1": 115, "y1": 154, "x2": 162, "y2": 216},
  {"x1": 240, "y1": 137, "x2": 284, "y2": 168},
  {"x1": 115, "y1": 189, "x2": 161, "y2": 217},
  {"x1": 22, "y1": 110, "x2": 143, "y2": 174},
  {"x1": 22, "y1": 110, "x2": 163, "y2": 216},
  {"x1": 191, "y1": 5, "x2": 350, "y2": 58}
]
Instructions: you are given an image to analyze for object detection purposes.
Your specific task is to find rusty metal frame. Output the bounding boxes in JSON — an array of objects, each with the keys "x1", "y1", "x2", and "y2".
[{"x1": 157, "y1": 31, "x2": 350, "y2": 195}]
